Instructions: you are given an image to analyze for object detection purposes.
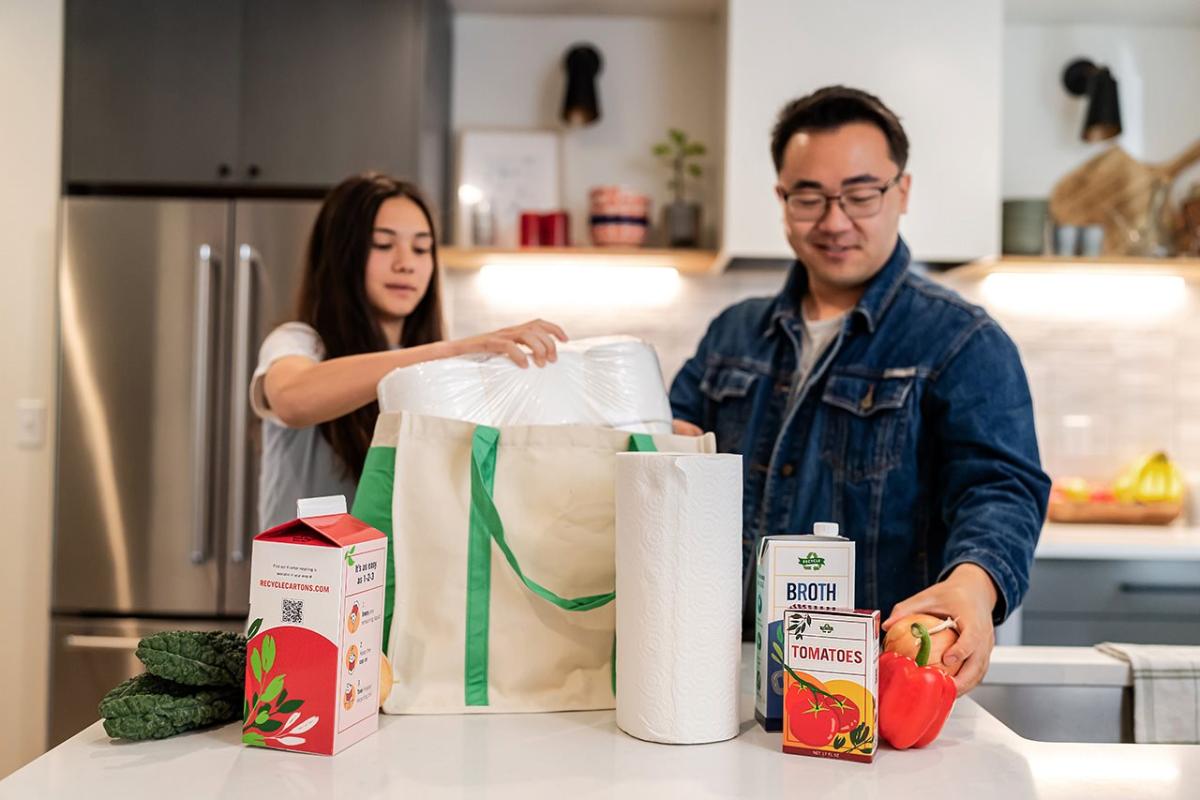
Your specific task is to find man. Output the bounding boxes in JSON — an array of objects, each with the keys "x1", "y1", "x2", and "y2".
[{"x1": 670, "y1": 86, "x2": 1050, "y2": 695}]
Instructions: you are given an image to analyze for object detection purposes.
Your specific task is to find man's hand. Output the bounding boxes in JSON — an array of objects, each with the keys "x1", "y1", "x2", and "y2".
[
  {"x1": 672, "y1": 419, "x2": 703, "y2": 436},
  {"x1": 882, "y1": 563, "x2": 998, "y2": 697}
]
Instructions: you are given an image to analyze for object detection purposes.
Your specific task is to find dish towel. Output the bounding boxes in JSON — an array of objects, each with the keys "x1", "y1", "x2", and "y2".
[{"x1": 1095, "y1": 642, "x2": 1200, "y2": 744}]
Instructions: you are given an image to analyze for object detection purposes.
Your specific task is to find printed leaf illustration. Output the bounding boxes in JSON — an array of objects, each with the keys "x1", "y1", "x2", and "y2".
[
  {"x1": 247, "y1": 617, "x2": 263, "y2": 640},
  {"x1": 274, "y1": 689, "x2": 288, "y2": 709},
  {"x1": 242, "y1": 699, "x2": 249, "y2": 724},
  {"x1": 255, "y1": 709, "x2": 269, "y2": 725},
  {"x1": 260, "y1": 675, "x2": 286, "y2": 704},
  {"x1": 345, "y1": 545, "x2": 356, "y2": 567},
  {"x1": 787, "y1": 614, "x2": 813, "y2": 640},
  {"x1": 280, "y1": 712, "x2": 302, "y2": 732},
  {"x1": 262, "y1": 635, "x2": 276, "y2": 673},
  {"x1": 278, "y1": 699, "x2": 304, "y2": 714},
  {"x1": 276, "y1": 736, "x2": 306, "y2": 746},
  {"x1": 771, "y1": 641, "x2": 784, "y2": 665},
  {"x1": 250, "y1": 648, "x2": 262, "y2": 683},
  {"x1": 833, "y1": 736, "x2": 846, "y2": 749},
  {"x1": 289, "y1": 716, "x2": 320, "y2": 735},
  {"x1": 775, "y1": 624, "x2": 784, "y2": 645},
  {"x1": 251, "y1": 692, "x2": 258, "y2": 711},
  {"x1": 243, "y1": 732, "x2": 265, "y2": 747},
  {"x1": 259, "y1": 719, "x2": 283, "y2": 733}
]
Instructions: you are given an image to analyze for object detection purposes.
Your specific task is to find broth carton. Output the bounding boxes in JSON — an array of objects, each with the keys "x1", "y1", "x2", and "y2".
[
  {"x1": 244, "y1": 496, "x2": 387, "y2": 755},
  {"x1": 754, "y1": 523, "x2": 854, "y2": 731},
  {"x1": 781, "y1": 607, "x2": 879, "y2": 763}
]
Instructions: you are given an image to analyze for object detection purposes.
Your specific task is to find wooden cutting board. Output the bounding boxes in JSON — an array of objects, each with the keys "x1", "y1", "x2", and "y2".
[{"x1": 1049, "y1": 138, "x2": 1200, "y2": 254}]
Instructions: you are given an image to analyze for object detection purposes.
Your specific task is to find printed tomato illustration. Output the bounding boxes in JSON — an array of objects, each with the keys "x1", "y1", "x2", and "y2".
[
  {"x1": 785, "y1": 681, "x2": 838, "y2": 747},
  {"x1": 821, "y1": 693, "x2": 861, "y2": 733}
]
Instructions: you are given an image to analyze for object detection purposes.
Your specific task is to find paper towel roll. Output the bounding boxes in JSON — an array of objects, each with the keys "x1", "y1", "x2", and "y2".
[{"x1": 614, "y1": 451, "x2": 743, "y2": 744}]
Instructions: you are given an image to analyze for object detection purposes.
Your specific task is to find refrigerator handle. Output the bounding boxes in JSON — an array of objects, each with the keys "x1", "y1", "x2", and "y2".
[
  {"x1": 190, "y1": 245, "x2": 219, "y2": 565},
  {"x1": 64, "y1": 634, "x2": 142, "y2": 651},
  {"x1": 228, "y1": 245, "x2": 259, "y2": 564}
]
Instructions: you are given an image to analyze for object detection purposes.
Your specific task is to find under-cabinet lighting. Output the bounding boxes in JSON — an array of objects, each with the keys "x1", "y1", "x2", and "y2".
[
  {"x1": 477, "y1": 262, "x2": 682, "y2": 308},
  {"x1": 980, "y1": 271, "x2": 1187, "y2": 320}
]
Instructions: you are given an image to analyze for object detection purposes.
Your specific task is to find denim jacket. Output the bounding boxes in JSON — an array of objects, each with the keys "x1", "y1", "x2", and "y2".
[{"x1": 669, "y1": 238, "x2": 1050, "y2": 634}]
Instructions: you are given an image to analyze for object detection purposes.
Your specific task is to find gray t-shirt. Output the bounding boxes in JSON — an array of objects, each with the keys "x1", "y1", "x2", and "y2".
[
  {"x1": 797, "y1": 311, "x2": 845, "y2": 391},
  {"x1": 250, "y1": 322, "x2": 359, "y2": 530}
]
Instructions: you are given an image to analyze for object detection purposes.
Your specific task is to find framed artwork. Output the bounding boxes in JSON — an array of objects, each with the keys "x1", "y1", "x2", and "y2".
[{"x1": 455, "y1": 129, "x2": 562, "y2": 247}]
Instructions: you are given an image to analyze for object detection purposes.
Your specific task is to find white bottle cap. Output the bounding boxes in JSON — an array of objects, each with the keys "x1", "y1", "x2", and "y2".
[{"x1": 813, "y1": 521, "x2": 839, "y2": 537}]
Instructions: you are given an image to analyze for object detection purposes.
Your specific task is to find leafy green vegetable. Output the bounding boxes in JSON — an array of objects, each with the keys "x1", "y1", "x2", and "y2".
[
  {"x1": 136, "y1": 631, "x2": 247, "y2": 688},
  {"x1": 99, "y1": 674, "x2": 241, "y2": 741}
]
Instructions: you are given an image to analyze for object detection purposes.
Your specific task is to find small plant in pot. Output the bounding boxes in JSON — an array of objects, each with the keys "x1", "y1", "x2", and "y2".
[{"x1": 652, "y1": 128, "x2": 706, "y2": 247}]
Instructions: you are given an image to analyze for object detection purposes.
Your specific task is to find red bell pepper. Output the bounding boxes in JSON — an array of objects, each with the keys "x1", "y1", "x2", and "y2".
[{"x1": 878, "y1": 621, "x2": 956, "y2": 749}]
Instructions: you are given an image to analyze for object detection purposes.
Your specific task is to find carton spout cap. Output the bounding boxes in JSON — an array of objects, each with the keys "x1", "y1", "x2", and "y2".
[
  {"x1": 813, "y1": 521, "x2": 839, "y2": 537},
  {"x1": 298, "y1": 495, "x2": 348, "y2": 518}
]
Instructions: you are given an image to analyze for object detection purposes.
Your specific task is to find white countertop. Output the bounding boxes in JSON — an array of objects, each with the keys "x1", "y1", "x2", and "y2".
[
  {"x1": 4, "y1": 647, "x2": 1196, "y2": 800},
  {"x1": 1036, "y1": 522, "x2": 1200, "y2": 560}
]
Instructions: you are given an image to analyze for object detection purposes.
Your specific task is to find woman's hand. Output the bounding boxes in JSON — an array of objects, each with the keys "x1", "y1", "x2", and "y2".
[
  {"x1": 672, "y1": 419, "x2": 703, "y2": 436},
  {"x1": 453, "y1": 319, "x2": 569, "y2": 368}
]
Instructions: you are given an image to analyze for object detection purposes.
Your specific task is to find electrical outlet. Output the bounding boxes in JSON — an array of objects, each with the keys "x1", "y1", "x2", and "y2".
[{"x1": 16, "y1": 399, "x2": 46, "y2": 449}]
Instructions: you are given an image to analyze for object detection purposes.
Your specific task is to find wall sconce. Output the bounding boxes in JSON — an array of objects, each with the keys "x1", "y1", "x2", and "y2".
[
  {"x1": 562, "y1": 44, "x2": 603, "y2": 127},
  {"x1": 1062, "y1": 58, "x2": 1122, "y2": 143}
]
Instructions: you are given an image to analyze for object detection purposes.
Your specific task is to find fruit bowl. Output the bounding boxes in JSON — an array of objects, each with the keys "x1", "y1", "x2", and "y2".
[
  {"x1": 1047, "y1": 498, "x2": 1183, "y2": 525},
  {"x1": 1049, "y1": 452, "x2": 1186, "y2": 525}
]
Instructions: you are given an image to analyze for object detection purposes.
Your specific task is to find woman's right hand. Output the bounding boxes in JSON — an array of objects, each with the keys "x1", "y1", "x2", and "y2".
[{"x1": 453, "y1": 319, "x2": 569, "y2": 368}]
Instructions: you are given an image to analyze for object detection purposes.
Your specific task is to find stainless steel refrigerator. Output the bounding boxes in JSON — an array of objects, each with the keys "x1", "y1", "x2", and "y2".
[{"x1": 49, "y1": 195, "x2": 321, "y2": 746}]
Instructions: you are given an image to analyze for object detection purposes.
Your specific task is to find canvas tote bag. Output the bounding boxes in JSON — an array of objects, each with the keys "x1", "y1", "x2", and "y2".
[{"x1": 351, "y1": 411, "x2": 716, "y2": 714}]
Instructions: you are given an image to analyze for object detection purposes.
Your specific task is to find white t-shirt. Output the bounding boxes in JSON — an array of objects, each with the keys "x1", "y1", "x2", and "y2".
[{"x1": 250, "y1": 322, "x2": 359, "y2": 530}]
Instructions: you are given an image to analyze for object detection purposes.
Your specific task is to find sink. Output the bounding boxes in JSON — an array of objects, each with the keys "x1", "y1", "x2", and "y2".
[
  {"x1": 975, "y1": 645, "x2": 1134, "y2": 743},
  {"x1": 971, "y1": 684, "x2": 1133, "y2": 743}
]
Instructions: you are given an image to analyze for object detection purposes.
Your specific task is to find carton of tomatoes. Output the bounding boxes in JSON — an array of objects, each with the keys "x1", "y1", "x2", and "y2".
[{"x1": 781, "y1": 607, "x2": 879, "y2": 763}]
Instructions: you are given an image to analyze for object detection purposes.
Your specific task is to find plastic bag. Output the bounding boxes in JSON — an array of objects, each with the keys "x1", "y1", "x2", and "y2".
[{"x1": 376, "y1": 335, "x2": 671, "y2": 433}]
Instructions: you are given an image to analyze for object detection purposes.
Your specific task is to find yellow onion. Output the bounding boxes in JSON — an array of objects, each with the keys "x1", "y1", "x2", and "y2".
[{"x1": 883, "y1": 614, "x2": 961, "y2": 676}]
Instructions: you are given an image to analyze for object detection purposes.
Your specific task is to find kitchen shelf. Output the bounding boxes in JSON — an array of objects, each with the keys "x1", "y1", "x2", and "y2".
[
  {"x1": 439, "y1": 246, "x2": 724, "y2": 274},
  {"x1": 955, "y1": 255, "x2": 1200, "y2": 281}
]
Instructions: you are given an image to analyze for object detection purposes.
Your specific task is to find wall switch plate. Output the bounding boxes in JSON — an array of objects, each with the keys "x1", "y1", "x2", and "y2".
[{"x1": 16, "y1": 398, "x2": 46, "y2": 449}]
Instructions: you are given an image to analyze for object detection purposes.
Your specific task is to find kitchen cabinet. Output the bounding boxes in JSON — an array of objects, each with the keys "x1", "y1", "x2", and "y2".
[
  {"x1": 64, "y1": 0, "x2": 450, "y2": 200},
  {"x1": 1022, "y1": 559, "x2": 1200, "y2": 646}
]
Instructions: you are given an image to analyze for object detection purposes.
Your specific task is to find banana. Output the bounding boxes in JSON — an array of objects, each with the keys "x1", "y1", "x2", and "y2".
[{"x1": 1116, "y1": 452, "x2": 1186, "y2": 505}]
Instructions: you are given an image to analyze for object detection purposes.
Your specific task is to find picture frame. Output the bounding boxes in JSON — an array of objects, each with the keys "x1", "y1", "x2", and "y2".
[{"x1": 454, "y1": 129, "x2": 562, "y2": 248}]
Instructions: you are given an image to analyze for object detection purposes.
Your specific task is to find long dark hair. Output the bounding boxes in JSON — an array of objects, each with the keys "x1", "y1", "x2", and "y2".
[{"x1": 295, "y1": 173, "x2": 445, "y2": 481}]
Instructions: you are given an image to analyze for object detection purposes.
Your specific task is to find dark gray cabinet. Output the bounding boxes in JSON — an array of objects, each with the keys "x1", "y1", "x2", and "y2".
[
  {"x1": 1022, "y1": 559, "x2": 1200, "y2": 645},
  {"x1": 64, "y1": 0, "x2": 243, "y2": 185},
  {"x1": 64, "y1": 0, "x2": 450, "y2": 200}
]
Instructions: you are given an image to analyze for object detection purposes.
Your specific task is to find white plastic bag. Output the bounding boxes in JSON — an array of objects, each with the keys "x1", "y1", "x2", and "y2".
[{"x1": 376, "y1": 335, "x2": 671, "y2": 433}]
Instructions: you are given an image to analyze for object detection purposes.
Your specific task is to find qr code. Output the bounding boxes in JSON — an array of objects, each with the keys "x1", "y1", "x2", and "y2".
[{"x1": 282, "y1": 598, "x2": 303, "y2": 624}]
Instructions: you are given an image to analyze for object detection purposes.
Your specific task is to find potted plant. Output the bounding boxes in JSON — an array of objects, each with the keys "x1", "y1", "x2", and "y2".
[{"x1": 652, "y1": 128, "x2": 706, "y2": 247}]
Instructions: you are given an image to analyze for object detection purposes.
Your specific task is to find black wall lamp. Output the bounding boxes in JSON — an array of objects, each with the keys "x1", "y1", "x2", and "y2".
[
  {"x1": 562, "y1": 44, "x2": 603, "y2": 127},
  {"x1": 1062, "y1": 57, "x2": 1122, "y2": 142}
]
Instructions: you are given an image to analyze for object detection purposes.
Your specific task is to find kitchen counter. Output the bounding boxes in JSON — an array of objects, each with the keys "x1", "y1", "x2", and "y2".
[
  {"x1": 4, "y1": 646, "x2": 1196, "y2": 800},
  {"x1": 1036, "y1": 522, "x2": 1200, "y2": 560}
]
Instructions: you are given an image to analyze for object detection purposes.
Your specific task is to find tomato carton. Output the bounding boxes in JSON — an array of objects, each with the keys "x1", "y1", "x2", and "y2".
[
  {"x1": 243, "y1": 495, "x2": 387, "y2": 755},
  {"x1": 754, "y1": 525, "x2": 855, "y2": 731},
  {"x1": 781, "y1": 607, "x2": 879, "y2": 763}
]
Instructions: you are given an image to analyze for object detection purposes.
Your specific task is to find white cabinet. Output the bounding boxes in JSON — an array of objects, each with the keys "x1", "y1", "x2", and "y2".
[{"x1": 722, "y1": 0, "x2": 1003, "y2": 263}]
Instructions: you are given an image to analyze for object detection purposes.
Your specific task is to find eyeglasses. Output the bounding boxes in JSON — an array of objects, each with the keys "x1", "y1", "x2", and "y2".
[{"x1": 778, "y1": 172, "x2": 904, "y2": 222}]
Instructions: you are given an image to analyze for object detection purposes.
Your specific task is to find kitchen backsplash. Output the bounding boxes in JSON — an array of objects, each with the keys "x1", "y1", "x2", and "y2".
[{"x1": 442, "y1": 263, "x2": 1200, "y2": 483}]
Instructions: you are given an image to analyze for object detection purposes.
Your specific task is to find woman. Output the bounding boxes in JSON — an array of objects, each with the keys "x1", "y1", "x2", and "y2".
[{"x1": 251, "y1": 173, "x2": 566, "y2": 529}]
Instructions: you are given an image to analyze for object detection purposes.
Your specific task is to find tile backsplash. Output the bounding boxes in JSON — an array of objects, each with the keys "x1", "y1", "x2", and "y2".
[{"x1": 442, "y1": 263, "x2": 1200, "y2": 485}]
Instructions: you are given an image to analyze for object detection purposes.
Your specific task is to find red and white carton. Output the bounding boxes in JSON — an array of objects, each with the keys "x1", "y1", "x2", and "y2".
[
  {"x1": 781, "y1": 607, "x2": 879, "y2": 763},
  {"x1": 243, "y1": 496, "x2": 387, "y2": 755}
]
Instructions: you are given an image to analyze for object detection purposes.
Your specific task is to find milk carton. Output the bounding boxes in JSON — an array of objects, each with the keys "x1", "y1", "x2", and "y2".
[
  {"x1": 754, "y1": 523, "x2": 854, "y2": 731},
  {"x1": 782, "y1": 607, "x2": 879, "y2": 763},
  {"x1": 243, "y1": 496, "x2": 387, "y2": 755}
]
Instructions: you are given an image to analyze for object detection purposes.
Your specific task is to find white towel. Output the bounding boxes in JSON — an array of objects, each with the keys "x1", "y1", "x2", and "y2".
[{"x1": 1095, "y1": 642, "x2": 1200, "y2": 744}]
